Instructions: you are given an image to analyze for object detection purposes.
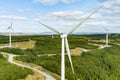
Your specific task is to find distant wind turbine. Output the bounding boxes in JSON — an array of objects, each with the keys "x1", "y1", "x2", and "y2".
[
  {"x1": 51, "y1": 34, "x2": 54, "y2": 38},
  {"x1": 7, "y1": 17, "x2": 14, "y2": 47},
  {"x1": 103, "y1": 27, "x2": 109, "y2": 47},
  {"x1": 39, "y1": 6, "x2": 102, "y2": 80}
]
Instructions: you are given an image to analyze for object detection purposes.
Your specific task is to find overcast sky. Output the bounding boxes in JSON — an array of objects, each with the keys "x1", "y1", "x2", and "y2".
[{"x1": 0, "y1": 0, "x2": 120, "y2": 34}]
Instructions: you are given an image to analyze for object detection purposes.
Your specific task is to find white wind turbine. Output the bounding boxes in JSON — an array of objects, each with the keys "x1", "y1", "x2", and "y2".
[
  {"x1": 7, "y1": 18, "x2": 14, "y2": 47},
  {"x1": 39, "y1": 6, "x2": 102, "y2": 80},
  {"x1": 52, "y1": 34, "x2": 54, "y2": 38},
  {"x1": 103, "y1": 27, "x2": 109, "y2": 47}
]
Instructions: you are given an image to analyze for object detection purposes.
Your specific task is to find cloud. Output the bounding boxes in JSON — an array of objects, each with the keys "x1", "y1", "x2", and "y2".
[
  {"x1": 33, "y1": 0, "x2": 81, "y2": 5},
  {"x1": 99, "y1": 0, "x2": 120, "y2": 25},
  {"x1": 102, "y1": 0, "x2": 120, "y2": 14},
  {"x1": 0, "y1": 15, "x2": 27, "y2": 21},
  {"x1": 18, "y1": 9, "x2": 24, "y2": 13},
  {"x1": 61, "y1": 0, "x2": 81, "y2": 3},
  {"x1": 33, "y1": 0, "x2": 58, "y2": 5},
  {"x1": 34, "y1": 11, "x2": 84, "y2": 21},
  {"x1": 33, "y1": 10, "x2": 102, "y2": 32},
  {"x1": 33, "y1": 0, "x2": 120, "y2": 33},
  {"x1": 17, "y1": 8, "x2": 32, "y2": 13},
  {"x1": 97, "y1": 0, "x2": 108, "y2": 2}
]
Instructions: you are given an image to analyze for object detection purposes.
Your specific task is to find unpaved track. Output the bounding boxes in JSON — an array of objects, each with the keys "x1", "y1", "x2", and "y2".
[{"x1": 1, "y1": 52, "x2": 56, "y2": 80}]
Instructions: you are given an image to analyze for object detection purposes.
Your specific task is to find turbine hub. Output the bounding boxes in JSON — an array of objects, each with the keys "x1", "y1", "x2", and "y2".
[{"x1": 61, "y1": 34, "x2": 67, "y2": 38}]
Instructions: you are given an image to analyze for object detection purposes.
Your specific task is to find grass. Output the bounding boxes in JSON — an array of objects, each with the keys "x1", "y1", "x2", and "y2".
[
  {"x1": 0, "y1": 40, "x2": 36, "y2": 49},
  {"x1": 12, "y1": 39, "x2": 36, "y2": 49}
]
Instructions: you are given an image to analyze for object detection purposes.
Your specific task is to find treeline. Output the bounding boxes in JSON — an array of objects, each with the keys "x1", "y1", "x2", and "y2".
[
  {"x1": 0, "y1": 48, "x2": 25, "y2": 55},
  {"x1": 0, "y1": 35, "x2": 59, "y2": 44},
  {"x1": 0, "y1": 34, "x2": 119, "y2": 44},
  {"x1": 0, "y1": 35, "x2": 38, "y2": 44},
  {"x1": 16, "y1": 45, "x2": 120, "y2": 80},
  {"x1": 79, "y1": 34, "x2": 120, "y2": 40},
  {"x1": 1, "y1": 34, "x2": 120, "y2": 52},
  {"x1": 68, "y1": 36, "x2": 98, "y2": 49},
  {"x1": 2, "y1": 34, "x2": 119, "y2": 56}
]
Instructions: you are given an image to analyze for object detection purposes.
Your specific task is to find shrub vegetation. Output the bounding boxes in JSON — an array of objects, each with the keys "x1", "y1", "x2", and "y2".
[
  {"x1": 0, "y1": 34, "x2": 120, "y2": 80},
  {"x1": 0, "y1": 53, "x2": 33, "y2": 80},
  {"x1": 16, "y1": 45, "x2": 120, "y2": 80}
]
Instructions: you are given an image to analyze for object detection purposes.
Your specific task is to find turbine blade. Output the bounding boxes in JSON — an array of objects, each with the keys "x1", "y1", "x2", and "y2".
[
  {"x1": 103, "y1": 26, "x2": 108, "y2": 31},
  {"x1": 6, "y1": 26, "x2": 14, "y2": 32},
  {"x1": 6, "y1": 26, "x2": 11, "y2": 30},
  {"x1": 65, "y1": 37, "x2": 74, "y2": 73},
  {"x1": 10, "y1": 16, "x2": 14, "y2": 27},
  {"x1": 67, "y1": 6, "x2": 103, "y2": 35},
  {"x1": 10, "y1": 27, "x2": 14, "y2": 31},
  {"x1": 39, "y1": 22, "x2": 61, "y2": 34},
  {"x1": 10, "y1": 22, "x2": 13, "y2": 27}
]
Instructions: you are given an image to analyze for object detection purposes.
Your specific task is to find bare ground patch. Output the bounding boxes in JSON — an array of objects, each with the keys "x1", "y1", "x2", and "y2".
[
  {"x1": 70, "y1": 47, "x2": 90, "y2": 56},
  {"x1": 0, "y1": 40, "x2": 36, "y2": 49}
]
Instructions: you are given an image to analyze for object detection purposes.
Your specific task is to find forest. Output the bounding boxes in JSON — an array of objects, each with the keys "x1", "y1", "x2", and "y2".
[
  {"x1": 15, "y1": 45, "x2": 120, "y2": 80},
  {"x1": 0, "y1": 34, "x2": 120, "y2": 80}
]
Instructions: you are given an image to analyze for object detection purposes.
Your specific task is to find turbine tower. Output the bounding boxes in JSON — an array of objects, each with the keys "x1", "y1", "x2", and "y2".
[
  {"x1": 103, "y1": 27, "x2": 109, "y2": 47},
  {"x1": 7, "y1": 18, "x2": 14, "y2": 47},
  {"x1": 39, "y1": 6, "x2": 102, "y2": 80},
  {"x1": 52, "y1": 34, "x2": 54, "y2": 38}
]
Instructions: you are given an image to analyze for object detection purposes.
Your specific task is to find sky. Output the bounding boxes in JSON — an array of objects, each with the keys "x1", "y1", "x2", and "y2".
[{"x1": 0, "y1": 0, "x2": 120, "y2": 34}]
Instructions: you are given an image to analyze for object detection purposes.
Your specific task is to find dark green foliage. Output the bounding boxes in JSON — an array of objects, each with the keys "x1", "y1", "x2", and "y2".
[
  {"x1": 0, "y1": 35, "x2": 99, "y2": 55},
  {"x1": 1, "y1": 34, "x2": 120, "y2": 80},
  {"x1": 0, "y1": 53, "x2": 3, "y2": 59},
  {"x1": 34, "y1": 38, "x2": 61, "y2": 54},
  {"x1": 68, "y1": 37, "x2": 98, "y2": 49},
  {"x1": 0, "y1": 59, "x2": 33, "y2": 80},
  {"x1": 0, "y1": 35, "x2": 49, "y2": 44},
  {"x1": 16, "y1": 45, "x2": 120, "y2": 80},
  {"x1": 80, "y1": 34, "x2": 107, "y2": 40},
  {"x1": 28, "y1": 35, "x2": 98, "y2": 55},
  {"x1": 0, "y1": 48, "x2": 24, "y2": 55},
  {"x1": 0, "y1": 36, "x2": 9, "y2": 44},
  {"x1": 16, "y1": 54, "x2": 61, "y2": 75},
  {"x1": 0, "y1": 53, "x2": 33, "y2": 80}
]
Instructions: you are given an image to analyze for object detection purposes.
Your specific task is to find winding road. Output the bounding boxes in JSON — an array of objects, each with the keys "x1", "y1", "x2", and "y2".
[{"x1": 1, "y1": 52, "x2": 56, "y2": 80}]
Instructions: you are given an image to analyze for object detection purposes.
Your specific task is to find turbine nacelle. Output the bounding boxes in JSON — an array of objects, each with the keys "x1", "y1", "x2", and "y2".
[
  {"x1": 7, "y1": 26, "x2": 11, "y2": 30},
  {"x1": 61, "y1": 34, "x2": 67, "y2": 38}
]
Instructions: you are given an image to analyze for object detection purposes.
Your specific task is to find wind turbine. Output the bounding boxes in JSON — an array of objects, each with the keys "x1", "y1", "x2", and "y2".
[
  {"x1": 39, "y1": 6, "x2": 102, "y2": 80},
  {"x1": 52, "y1": 34, "x2": 54, "y2": 38},
  {"x1": 6, "y1": 17, "x2": 14, "y2": 47},
  {"x1": 103, "y1": 27, "x2": 109, "y2": 47}
]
